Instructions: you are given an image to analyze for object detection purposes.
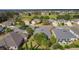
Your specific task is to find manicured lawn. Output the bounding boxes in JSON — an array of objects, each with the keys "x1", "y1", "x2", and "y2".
[
  {"x1": 73, "y1": 40, "x2": 79, "y2": 45},
  {"x1": 49, "y1": 15, "x2": 58, "y2": 19}
]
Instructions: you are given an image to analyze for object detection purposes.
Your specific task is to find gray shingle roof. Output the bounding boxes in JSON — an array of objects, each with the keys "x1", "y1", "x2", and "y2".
[
  {"x1": 70, "y1": 25, "x2": 79, "y2": 35},
  {"x1": 4, "y1": 32, "x2": 24, "y2": 47},
  {"x1": 34, "y1": 25, "x2": 53, "y2": 38},
  {"x1": 53, "y1": 28, "x2": 77, "y2": 42},
  {"x1": 0, "y1": 32, "x2": 24, "y2": 49},
  {"x1": 72, "y1": 19, "x2": 79, "y2": 22}
]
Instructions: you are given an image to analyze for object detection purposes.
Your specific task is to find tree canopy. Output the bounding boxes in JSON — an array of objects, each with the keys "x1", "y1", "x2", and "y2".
[{"x1": 33, "y1": 32, "x2": 49, "y2": 49}]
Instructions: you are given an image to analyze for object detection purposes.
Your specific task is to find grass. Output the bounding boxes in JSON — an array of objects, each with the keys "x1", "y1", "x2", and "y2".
[
  {"x1": 73, "y1": 40, "x2": 79, "y2": 45},
  {"x1": 49, "y1": 15, "x2": 58, "y2": 19}
]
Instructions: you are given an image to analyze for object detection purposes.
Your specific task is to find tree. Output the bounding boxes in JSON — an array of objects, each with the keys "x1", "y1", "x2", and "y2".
[
  {"x1": 26, "y1": 27, "x2": 34, "y2": 36},
  {"x1": 49, "y1": 12, "x2": 51, "y2": 15},
  {"x1": 33, "y1": 16, "x2": 40, "y2": 19},
  {"x1": 57, "y1": 15, "x2": 64, "y2": 19},
  {"x1": 33, "y1": 33, "x2": 49, "y2": 49},
  {"x1": 73, "y1": 15, "x2": 79, "y2": 19},
  {"x1": 15, "y1": 20, "x2": 25, "y2": 27},
  {"x1": 64, "y1": 44, "x2": 70, "y2": 49},
  {"x1": 60, "y1": 22, "x2": 65, "y2": 26},
  {"x1": 4, "y1": 27, "x2": 13, "y2": 33},
  {"x1": 40, "y1": 16, "x2": 44, "y2": 19},
  {"x1": 0, "y1": 12, "x2": 8, "y2": 23},
  {"x1": 6, "y1": 11, "x2": 18, "y2": 18},
  {"x1": 57, "y1": 14, "x2": 71, "y2": 20},
  {"x1": 44, "y1": 16, "x2": 50, "y2": 19},
  {"x1": 40, "y1": 16, "x2": 49, "y2": 19},
  {"x1": 28, "y1": 13, "x2": 31, "y2": 16},
  {"x1": 50, "y1": 35, "x2": 57, "y2": 45},
  {"x1": 63, "y1": 14, "x2": 71, "y2": 20},
  {"x1": 19, "y1": 25, "x2": 28, "y2": 30}
]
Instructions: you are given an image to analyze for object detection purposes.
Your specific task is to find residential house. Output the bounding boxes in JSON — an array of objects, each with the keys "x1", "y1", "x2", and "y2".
[
  {"x1": 0, "y1": 32, "x2": 25, "y2": 50},
  {"x1": 72, "y1": 19, "x2": 79, "y2": 25},
  {"x1": 34, "y1": 25, "x2": 53, "y2": 38},
  {"x1": 52, "y1": 21, "x2": 58, "y2": 27},
  {"x1": 69, "y1": 25, "x2": 79, "y2": 38},
  {"x1": 31, "y1": 19, "x2": 41, "y2": 25},
  {"x1": 48, "y1": 19, "x2": 54, "y2": 23},
  {"x1": 1, "y1": 19, "x2": 14, "y2": 27},
  {"x1": 65, "y1": 21, "x2": 72, "y2": 26},
  {"x1": 22, "y1": 19, "x2": 30, "y2": 25},
  {"x1": 48, "y1": 19, "x2": 59, "y2": 26},
  {"x1": 52, "y1": 27, "x2": 77, "y2": 44}
]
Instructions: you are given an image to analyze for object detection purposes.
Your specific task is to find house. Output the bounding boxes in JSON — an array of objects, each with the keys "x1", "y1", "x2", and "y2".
[
  {"x1": 57, "y1": 19, "x2": 65, "y2": 23},
  {"x1": 52, "y1": 27, "x2": 77, "y2": 44},
  {"x1": 0, "y1": 32, "x2": 25, "y2": 50},
  {"x1": 31, "y1": 19, "x2": 41, "y2": 25},
  {"x1": 41, "y1": 11, "x2": 49, "y2": 16},
  {"x1": 34, "y1": 25, "x2": 53, "y2": 38},
  {"x1": 48, "y1": 19, "x2": 54, "y2": 24},
  {"x1": 69, "y1": 25, "x2": 79, "y2": 38},
  {"x1": 72, "y1": 19, "x2": 79, "y2": 25},
  {"x1": 65, "y1": 21, "x2": 72, "y2": 26},
  {"x1": 52, "y1": 21, "x2": 58, "y2": 27},
  {"x1": 48, "y1": 19, "x2": 59, "y2": 26},
  {"x1": 22, "y1": 19, "x2": 30, "y2": 25},
  {"x1": 1, "y1": 19, "x2": 14, "y2": 27},
  {"x1": 58, "y1": 19, "x2": 67, "y2": 25}
]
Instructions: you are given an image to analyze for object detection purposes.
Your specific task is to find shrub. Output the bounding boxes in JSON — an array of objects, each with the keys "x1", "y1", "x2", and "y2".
[
  {"x1": 53, "y1": 43, "x2": 64, "y2": 50},
  {"x1": 50, "y1": 35, "x2": 57, "y2": 45},
  {"x1": 4, "y1": 27, "x2": 13, "y2": 33}
]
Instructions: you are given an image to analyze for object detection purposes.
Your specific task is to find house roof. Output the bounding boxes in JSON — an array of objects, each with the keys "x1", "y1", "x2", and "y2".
[
  {"x1": 57, "y1": 19, "x2": 67, "y2": 23},
  {"x1": 72, "y1": 19, "x2": 79, "y2": 22},
  {"x1": 0, "y1": 32, "x2": 24, "y2": 49},
  {"x1": 32, "y1": 19, "x2": 41, "y2": 22},
  {"x1": 34, "y1": 25, "x2": 53, "y2": 38},
  {"x1": 53, "y1": 27, "x2": 77, "y2": 42},
  {"x1": 70, "y1": 25, "x2": 79, "y2": 36},
  {"x1": 1, "y1": 20, "x2": 14, "y2": 26},
  {"x1": 48, "y1": 19, "x2": 55, "y2": 23}
]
